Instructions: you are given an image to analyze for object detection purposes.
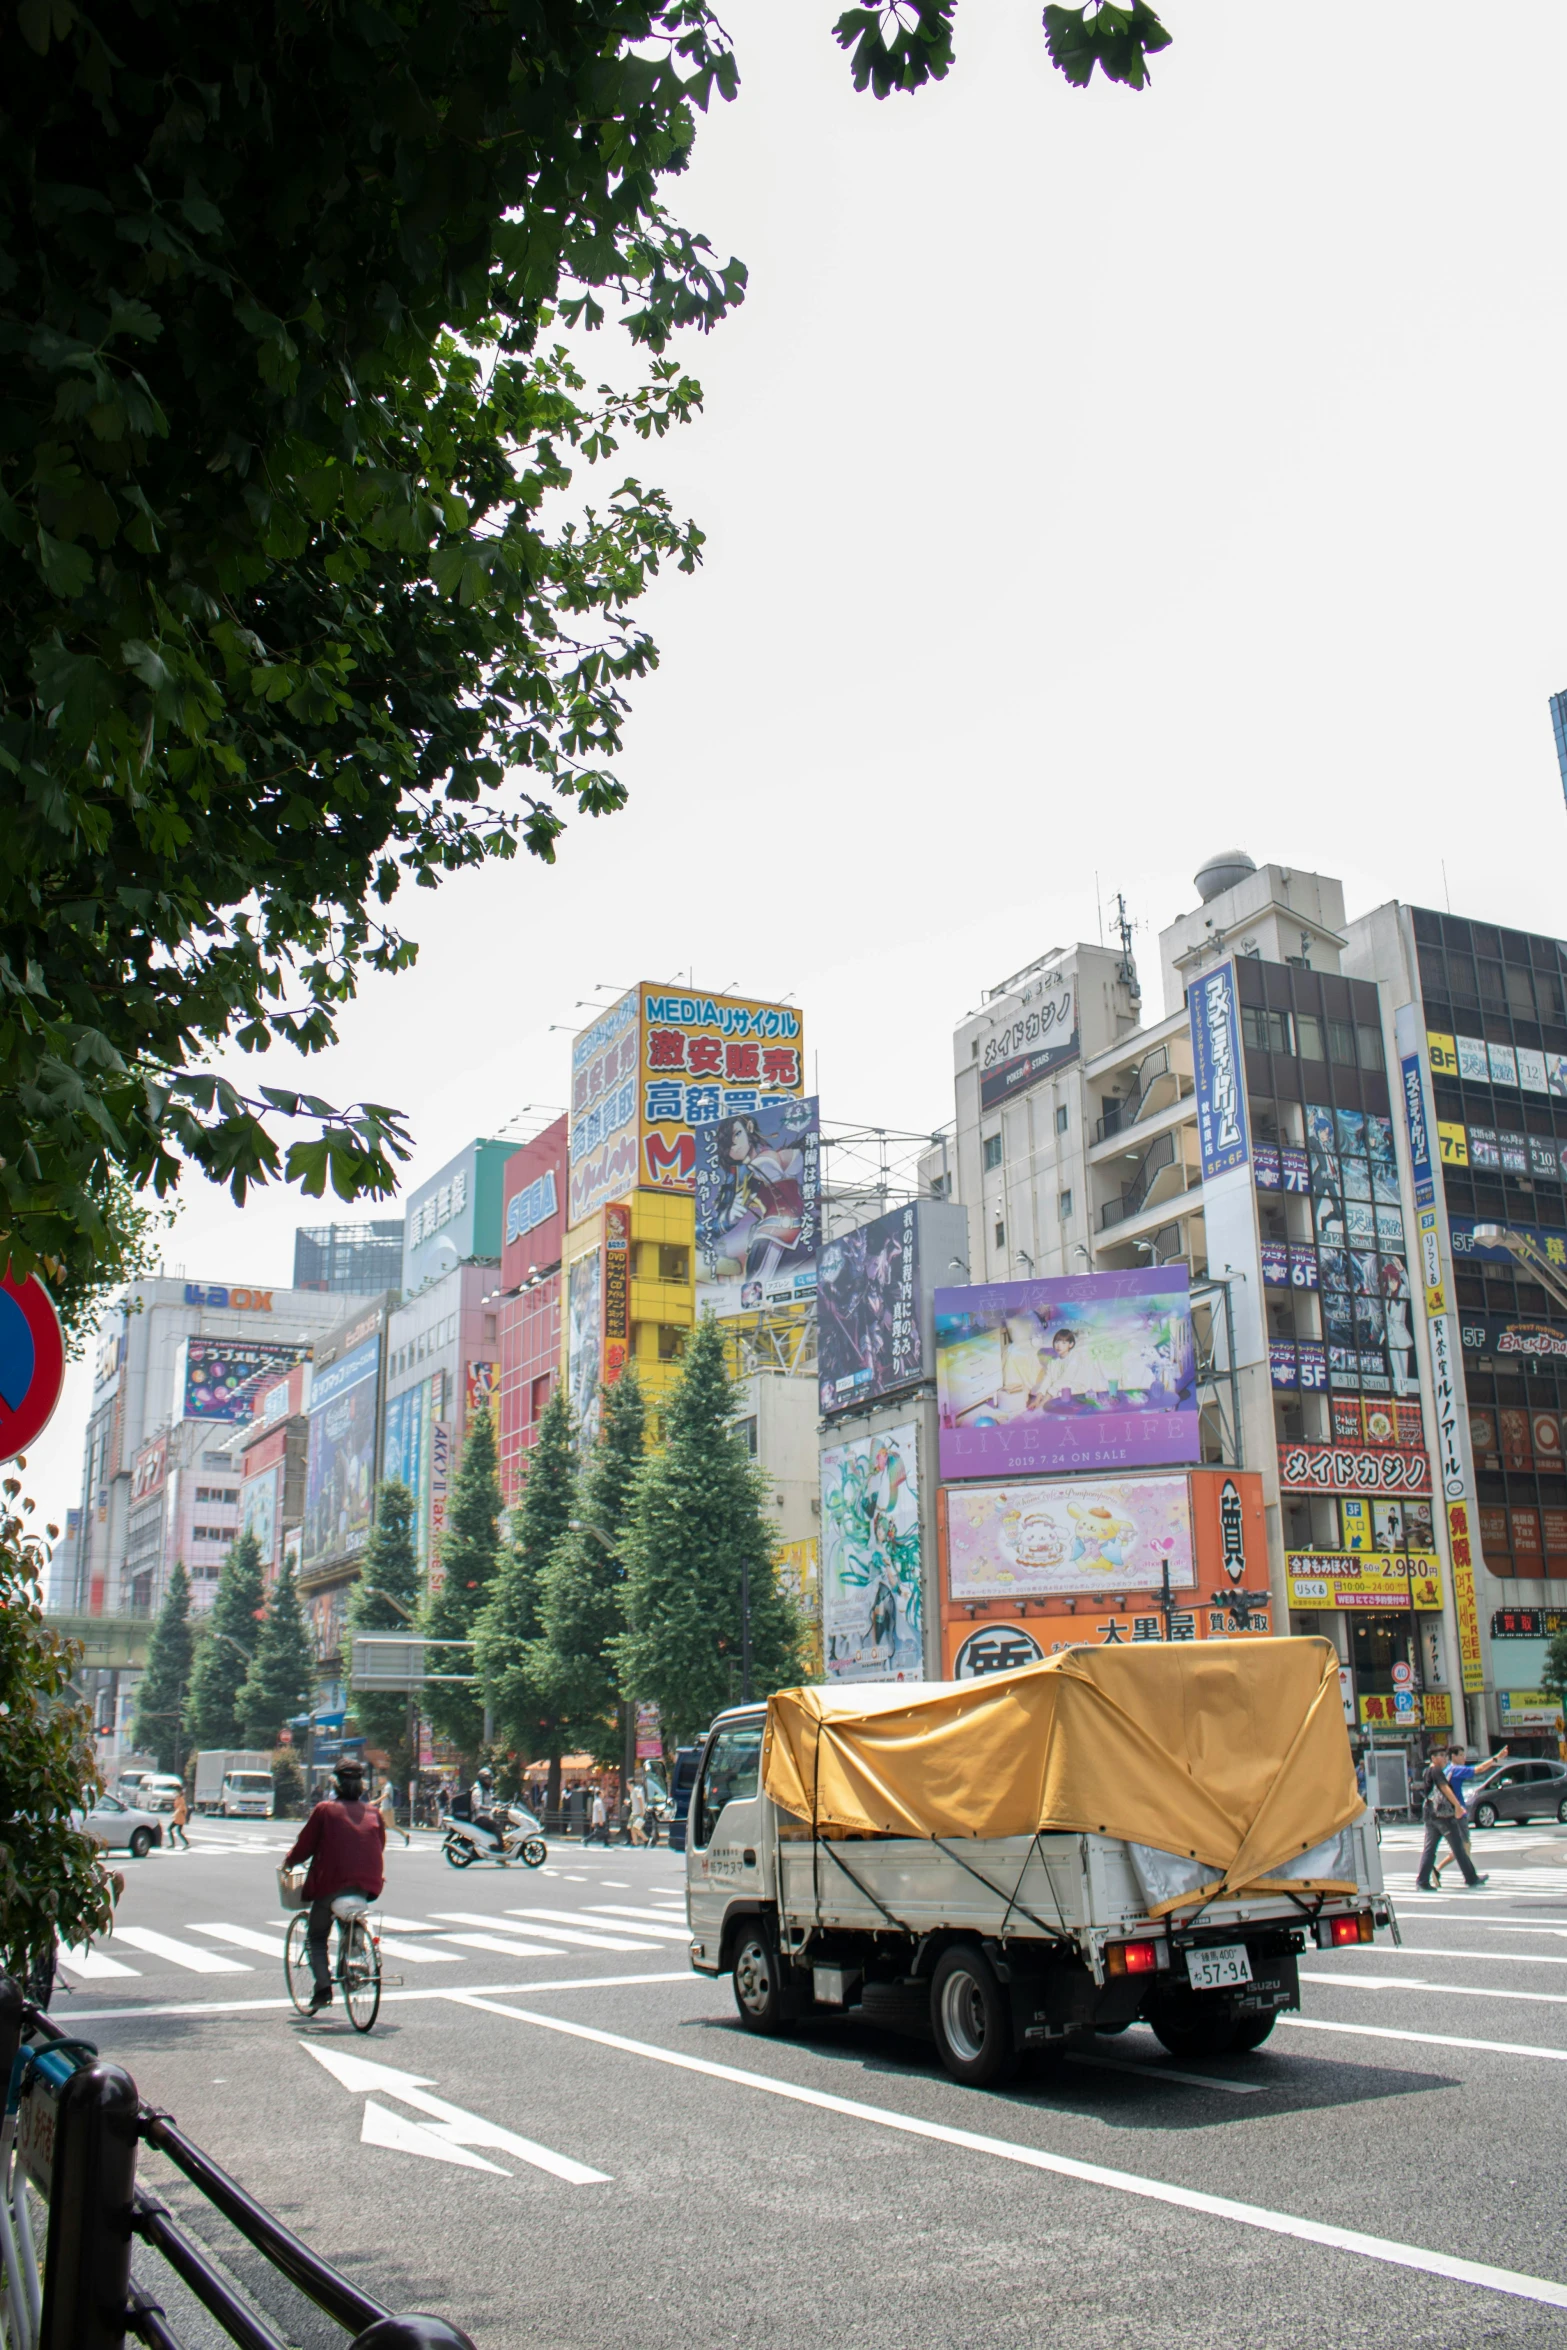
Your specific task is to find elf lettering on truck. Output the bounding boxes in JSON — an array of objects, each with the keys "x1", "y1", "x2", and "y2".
[{"x1": 684, "y1": 1639, "x2": 1394, "y2": 2086}]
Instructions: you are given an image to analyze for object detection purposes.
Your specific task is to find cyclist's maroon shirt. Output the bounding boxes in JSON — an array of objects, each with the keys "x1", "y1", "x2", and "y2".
[{"x1": 285, "y1": 1798, "x2": 386, "y2": 1901}]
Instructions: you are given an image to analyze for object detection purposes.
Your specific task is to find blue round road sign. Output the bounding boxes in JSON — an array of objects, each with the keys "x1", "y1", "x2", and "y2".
[{"x1": 0, "y1": 1270, "x2": 66, "y2": 1461}]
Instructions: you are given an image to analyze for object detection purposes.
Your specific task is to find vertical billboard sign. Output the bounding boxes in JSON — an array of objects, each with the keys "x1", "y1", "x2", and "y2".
[
  {"x1": 501, "y1": 1115, "x2": 568, "y2": 1289},
  {"x1": 640, "y1": 988, "x2": 805, "y2": 1193},
  {"x1": 820, "y1": 1421, "x2": 922, "y2": 1680},
  {"x1": 934, "y1": 1268, "x2": 1199, "y2": 1480},
  {"x1": 603, "y1": 1204, "x2": 631, "y2": 1386},
  {"x1": 1394, "y1": 1002, "x2": 1483, "y2": 1695},
  {"x1": 566, "y1": 1249, "x2": 603, "y2": 1440},
  {"x1": 695, "y1": 1098, "x2": 820, "y2": 1318},
  {"x1": 568, "y1": 997, "x2": 640, "y2": 1226},
  {"x1": 818, "y1": 1204, "x2": 922, "y2": 1415},
  {"x1": 1189, "y1": 962, "x2": 1250, "y2": 1181},
  {"x1": 302, "y1": 1335, "x2": 381, "y2": 1573},
  {"x1": 427, "y1": 1418, "x2": 451, "y2": 1586},
  {"x1": 239, "y1": 1464, "x2": 280, "y2": 1576}
]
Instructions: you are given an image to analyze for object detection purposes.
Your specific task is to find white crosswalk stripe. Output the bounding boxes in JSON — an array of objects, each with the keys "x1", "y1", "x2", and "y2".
[
  {"x1": 113, "y1": 1928, "x2": 250, "y2": 1973},
  {"x1": 427, "y1": 1911, "x2": 655, "y2": 1953},
  {"x1": 584, "y1": 1908, "x2": 691, "y2": 1940},
  {"x1": 434, "y1": 1932, "x2": 578, "y2": 1959},
  {"x1": 59, "y1": 1944, "x2": 140, "y2": 1980}
]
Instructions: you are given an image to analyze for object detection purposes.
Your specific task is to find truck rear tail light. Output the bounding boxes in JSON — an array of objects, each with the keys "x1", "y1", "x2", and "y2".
[
  {"x1": 1107, "y1": 1939, "x2": 1158, "y2": 1976},
  {"x1": 1317, "y1": 1912, "x2": 1373, "y2": 1948}
]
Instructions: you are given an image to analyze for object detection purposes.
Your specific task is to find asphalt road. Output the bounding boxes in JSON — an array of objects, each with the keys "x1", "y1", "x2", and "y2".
[{"x1": 47, "y1": 1814, "x2": 1567, "y2": 2349}]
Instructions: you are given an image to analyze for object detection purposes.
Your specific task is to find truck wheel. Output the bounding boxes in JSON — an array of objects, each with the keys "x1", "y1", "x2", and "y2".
[
  {"x1": 930, "y1": 1945, "x2": 1019, "y2": 2087},
  {"x1": 1228, "y1": 2012, "x2": 1277, "y2": 2054},
  {"x1": 1150, "y1": 2004, "x2": 1238, "y2": 2061},
  {"x1": 732, "y1": 1929, "x2": 787, "y2": 2035}
]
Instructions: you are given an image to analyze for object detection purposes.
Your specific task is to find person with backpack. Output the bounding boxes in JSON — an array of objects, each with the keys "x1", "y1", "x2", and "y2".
[{"x1": 1415, "y1": 1744, "x2": 1488, "y2": 1891}]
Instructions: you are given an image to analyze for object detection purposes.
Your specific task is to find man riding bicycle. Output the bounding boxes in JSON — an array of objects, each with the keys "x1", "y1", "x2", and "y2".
[{"x1": 283, "y1": 1758, "x2": 386, "y2": 2014}]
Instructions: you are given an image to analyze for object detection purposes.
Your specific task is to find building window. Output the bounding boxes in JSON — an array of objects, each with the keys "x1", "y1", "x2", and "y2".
[
  {"x1": 928, "y1": 1172, "x2": 949, "y2": 1198},
  {"x1": 194, "y1": 1487, "x2": 237, "y2": 1505},
  {"x1": 1326, "y1": 1018, "x2": 1356, "y2": 1066},
  {"x1": 483, "y1": 1314, "x2": 497, "y2": 1341},
  {"x1": 1356, "y1": 1023, "x2": 1384, "y2": 1070},
  {"x1": 657, "y1": 1326, "x2": 687, "y2": 1361},
  {"x1": 1241, "y1": 1005, "x2": 1293, "y2": 1055},
  {"x1": 733, "y1": 1415, "x2": 758, "y2": 1457},
  {"x1": 994, "y1": 1220, "x2": 1006, "y2": 1250},
  {"x1": 530, "y1": 1372, "x2": 554, "y2": 1422},
  {"x1": 1058, "y1": 1189, "x2": 1073, "y2": 1221},
  {"x1": 658, "y1": 1246, "x2": 689, "y2": 1283},
  {"x1": 201, "y1": 1452, "x2": 231, "y2": 1473},
  {"x1": 1295, "y1": 1013, "x2": 1323, "y2": 1062},
  {"x1": 982, "y1": 1134, "x2": 1003, "y2": 1171},
  {"x1": 1055, "y1": 1105, "x2": 1069, "y2": 1135}
]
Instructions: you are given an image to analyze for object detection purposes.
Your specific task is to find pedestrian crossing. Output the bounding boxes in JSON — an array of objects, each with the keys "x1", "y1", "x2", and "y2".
[{"x1": 58, "y1": 1893, "x2": 689, "y2": 1984}]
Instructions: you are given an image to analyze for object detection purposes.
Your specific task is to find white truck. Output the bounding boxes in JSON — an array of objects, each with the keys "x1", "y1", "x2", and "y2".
[
  {"x1": 194, "y1": 1750, "x2": 275, "y2": 1818},
  {"x1": 686, "y1": 1642, "x2": 1394, "y2": 2086}
]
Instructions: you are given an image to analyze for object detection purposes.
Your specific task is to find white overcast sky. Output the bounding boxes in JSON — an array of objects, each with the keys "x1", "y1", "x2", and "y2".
[{"x1": 29, "y1": 1, "x2": 1567, "y2": 1534}]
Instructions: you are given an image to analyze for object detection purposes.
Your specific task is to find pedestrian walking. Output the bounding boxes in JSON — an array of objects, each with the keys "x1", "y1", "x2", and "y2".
[
  {"x1": 1415, "y1": 1744, "x2": 1488, "y2": 1891},
  {"x1": 168, "y1": 1785, "x2": 191, "y2": 1850},
  {"x1": 585, "y1": 1786, "x2": 608, "y2": 1846},
  {"x1": 379, "y1": 1776, "x2": 410, "y2": 1846},
  {"x1": 628, "y1": 1776, "x2": 648, "y2": 1846}
]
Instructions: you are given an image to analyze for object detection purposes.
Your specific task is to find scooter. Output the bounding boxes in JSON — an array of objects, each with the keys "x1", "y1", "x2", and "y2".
[{"x1": 442, "y1": 1803, "x2": 547, "y2": 1870}]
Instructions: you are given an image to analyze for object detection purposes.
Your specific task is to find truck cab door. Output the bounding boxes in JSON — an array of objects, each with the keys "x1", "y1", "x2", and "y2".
[{"x1": 686, "y1": 1717, "x2": 766, "y2": 1970}]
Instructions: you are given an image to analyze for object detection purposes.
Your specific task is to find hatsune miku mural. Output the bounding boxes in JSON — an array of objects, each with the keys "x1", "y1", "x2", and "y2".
[{"x1": 820, "y1": 1420, "x2": 923, "y2": 1680}]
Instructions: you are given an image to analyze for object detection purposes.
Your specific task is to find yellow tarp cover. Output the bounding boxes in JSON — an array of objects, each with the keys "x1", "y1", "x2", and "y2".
[{"x1": 762, "y1": 1637, "x2": 1362, "y2": 1915}]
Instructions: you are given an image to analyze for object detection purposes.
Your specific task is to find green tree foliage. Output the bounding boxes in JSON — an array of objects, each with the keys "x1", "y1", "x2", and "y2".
[
  {"x1": 536, "y1": 1372, "x2": 645, "y2": 1762},
  {"x1": 0, "y1": 1475, "x2": 117, "y2": 1984},
  {"x1": 619, "y1": 1321, "x2": 801, "y2": 1745},
  {"x1": 421, "y1": 1407, "x2": 503, "y2": 1759},
  {"x1": 270, "y1": 1748, "x2": 306, "y2": 1820},
  {"x1": 475, "y1": 1387, "x2": 577, "y2": 1780},
  {"x1": 835, "y1": 0, "x2": 1170, "y2": 97},
  {"x1": 133, "y1": 1559, "x2": 193, "y2": 1771},
  {"x1": 183, "y1": 1528, "x2": 264, "y2": 1750},
  {"x1": 239, "y1": 1557, "x2": 315, "y2": 1747},
  {"x1": 3, "y1": 0, "x2": 741, "y2": 1301},
  {"x1": 1543, "y1": 1626, "x2": 1567, "y2": 1717},
  {"x1": 348, "y1": 1481, "x2": 422, "y2": 1783}
]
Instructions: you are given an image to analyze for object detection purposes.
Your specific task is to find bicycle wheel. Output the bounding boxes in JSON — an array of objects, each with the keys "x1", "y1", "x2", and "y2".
[
  {"x1": 284, "y1": 1913, "x2": 315, "y2": 2016},
  {"x1": 341, "y1": 1916, "x2": 382, "y2": 2033}
]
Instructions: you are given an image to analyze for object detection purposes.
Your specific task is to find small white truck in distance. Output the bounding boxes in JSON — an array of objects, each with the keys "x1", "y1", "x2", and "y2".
[
  {"x1": 686, "y1": 1640, "x2": 1393, "y2": 2085},
  {"x1": 193, "y1": 1750, "x2": 274, "y2": 1817}
]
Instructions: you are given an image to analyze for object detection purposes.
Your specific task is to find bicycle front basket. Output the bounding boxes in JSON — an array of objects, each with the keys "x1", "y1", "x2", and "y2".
[{"x1": 276, "y1": 1864, "x2": 310, "y2": 1912}]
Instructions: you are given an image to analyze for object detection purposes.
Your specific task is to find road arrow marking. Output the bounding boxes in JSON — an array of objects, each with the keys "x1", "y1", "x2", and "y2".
[
  {"x1": 360, "y1": 2102, "x2": 508, "y2": 2173},
  {"x1": 302, "y1": 2041, "x2": 609, "y2": 2185}
]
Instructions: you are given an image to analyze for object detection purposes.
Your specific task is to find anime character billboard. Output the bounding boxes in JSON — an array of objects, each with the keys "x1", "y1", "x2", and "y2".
[
  {"x1": 695, "y1": 1096, "x2": 819, "y2": 1317},
  {"x1": 818, "y1": 1205, "x2": 922, "y2": 1415},
  {"x1": 302, "y1": 1336, "x2": 381, "y2": 1572},
  {"x1": 566, "y1": 1249, "x2": 603, "y2": 1442},
  {"x1": 945, "y1": 1474, "x2": 1195, "y2": 1601},
  {"x1": 935, "y1": 1268, "x2": 1199, "y2": 1479},
  {"x1": 820, "y1": 1421, "x2": 923, "y2": 1680}
]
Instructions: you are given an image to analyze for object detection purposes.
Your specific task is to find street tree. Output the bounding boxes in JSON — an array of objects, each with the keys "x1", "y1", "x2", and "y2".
[
  {"x1": 133, "y1": 1560, "x2": 194, "y2": 1771},
  {"x1": 239, "y1": 1557, "x2": 315, "y2": 1748},
  {"x1": 536, "y1": 1372, "x2": 646, "y2": 1766},
  {"x1": 1543, "y1": 1626, "x2": 1567, "y2": 1727},
  {"x1": 348, "y1": 1482, "x2": 423, "y2": 1788},
  {"x1": 619, "y1": 1319, "x2": 802, "y2": 1747},
  {"x1": 474, "y1": 1387, "x2": 577, "y2": 1811},
  {"x1": 3, "y1": 0, "x2": 1163, "y2": 1314},
  {"x1": 0, "y1": 1475, "x2": 117, "y2": 1994},
  {"x1": 421, "y1": 1407, "x2": 503, "y2": 1763},
  {"x1": 183, "y1": 1529, "x2": 264, "y2": 1751}
]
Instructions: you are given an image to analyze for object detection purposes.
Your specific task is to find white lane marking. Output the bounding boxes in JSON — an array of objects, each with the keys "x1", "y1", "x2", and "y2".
[
  {"x1": 376, "y1": 1937, "x2": 465, "y2": 1966},
  {"x1": 112, "y1": 1928, "x2": 250, "y2": 1974},
  {"x1": 305, "y1": 2043, "x2": 609, "y2": 2185},
  {"x1": 1392, "y1": 1913, "x2": 1567, "y2": 1931},
  {"x1": 1302, "y1": 1970, "x2": 1567, "y2": 2007},
  {"x1": 191, "y1": 1924, "x2": 290, "y2": 1958},
  {"x1": 449, "y1": 1996, "x2": 1567, "y2": 2313},
  {"x1": 58, "y1": 1945, "x2": 140, "y2": 1980},
  {"x1": 1279, "y1": 2017, "x2": 1567, "y2": 2063},
  {"x1": 61, "y1": 1970, "x2": 690, "y2": 2023},
  {"x1": 1385, "y1": 1945, "x2": 1567, "y2": 1967},
  {"x1": 361, "y1": 2101, "x2": 509, "y2": 2174},
  {"x1": 1069, "y1": 2052, "x2": 1263, "y2": 2097},
  {"x1": 377, "y1": 1915, "x2": 449, "y2": 1932},
  {"x1": 433, "y1": 1911, "x2": 653, "y2": 1954},
  {"x1": 434, "y1": 1933, "x2": 577, "y2": 1959}
]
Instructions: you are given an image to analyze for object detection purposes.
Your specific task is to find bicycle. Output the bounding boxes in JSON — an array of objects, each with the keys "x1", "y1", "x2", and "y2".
[{"x1": 281, "y1": 1889, "x2": 382, "y2": 2032}]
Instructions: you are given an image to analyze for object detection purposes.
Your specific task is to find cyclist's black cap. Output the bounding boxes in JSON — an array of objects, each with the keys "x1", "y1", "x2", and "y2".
[{"x1": 333, "y1": 1759, "x2": 365, "y2": 1790}]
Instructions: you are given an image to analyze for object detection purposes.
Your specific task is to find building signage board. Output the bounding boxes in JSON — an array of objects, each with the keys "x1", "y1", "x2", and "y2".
[
  {"x1": 1276, "y1": 1442, "x2": 1432, "y2": 1496},
  {"x1": 602, "y1": 1203, "x2": 631, "y2": 1386},
  {"x1": 945, "y1": 1475, "x2": 1196, "y2": 1601},
  {"x1": 301, "y1": 1335, "x2": 381, "y2": 1573},
  {"x1": 566, "y1": 1248, "x2": 603, "y2": 1440},
  {"x1": 818, "y1": 1204, "x2": 922, "y2": 1415},
  {"x1": 1399, "y1": 1045, "x2": 1436, "y2": 1210},
  {"x1": 1285, "y1": 1552, "x2": 1443, "y2": 1610},
  {"x1": 978, "y1": 975, "x2": 1079, "y2": 1111},
  {"x1": 694, "y1": 1096, "x2": 819, "y2": 1319},
  {"x1": 938, "y1": 1595, "x2": 1274, "y2": 1675},
  {"x1": 568, "y1": 995, "x2": 640, "y2": 1226},
  {"x1": 181, "y1": 1337, "x2": 305, "y2": 1425},
  {"x1": 1188, "y1": 962, "x2": 1250, "y2": 1180},
  {"x1": 239, "y1": 1462, "x2": 280, "y2": 1573},
  {"x1": 820, "y1": 1420, "x2": 922, "y2": 1680},
  {"x1": 934, "y1": 1268, "x2": 1198, "y2": 1480},
  {"x1": 1498, "y1": 1691, "x2": 1566, "y2": 1734},
  {"x1": 1460, "y1": 1316, "x2": 1567, "y2": 1362},
  {"x1": 130, "y1": 1435, "x2": 168, "y2": 1504}
]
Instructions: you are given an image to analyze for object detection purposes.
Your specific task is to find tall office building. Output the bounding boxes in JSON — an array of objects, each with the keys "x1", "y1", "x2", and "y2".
[{"x1": 293, "y1": 1219, "x2": 405, "y2": 1296}]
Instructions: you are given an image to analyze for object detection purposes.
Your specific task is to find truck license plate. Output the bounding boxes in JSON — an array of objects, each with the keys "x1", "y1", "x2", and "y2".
[{"x1": 1184, "y1": 1944, "x2": 1253, "y2": 1991}]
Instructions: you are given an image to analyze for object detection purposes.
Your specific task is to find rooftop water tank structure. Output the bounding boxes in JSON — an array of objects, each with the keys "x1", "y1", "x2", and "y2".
[{"x1": 1194, "y1": 850, "x2": 1257, "y2": 904}]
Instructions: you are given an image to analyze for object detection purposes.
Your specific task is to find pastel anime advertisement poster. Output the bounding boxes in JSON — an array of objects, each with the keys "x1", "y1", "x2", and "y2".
[
  {"x1": 566, "y1": 1248, "x2": 603, "y2": 1442},
  {"x1": 945, "y1": 1475, "x2": 1196, "y2": 1600},
  {"x1": 694, "y1": 1096, "x2": 819, "y2": 1318},
  {"x1": 820, "y1": 1421, "x2": 923, "y2": 1680},
  {"x1": 934, "y1": 1268, "x2": 1199, "y2": 1480}
]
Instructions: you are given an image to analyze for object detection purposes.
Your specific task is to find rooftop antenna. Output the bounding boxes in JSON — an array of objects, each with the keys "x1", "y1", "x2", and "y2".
[{"x1": 1113, "y1": 893, "x2": 1140, "y2": 998}]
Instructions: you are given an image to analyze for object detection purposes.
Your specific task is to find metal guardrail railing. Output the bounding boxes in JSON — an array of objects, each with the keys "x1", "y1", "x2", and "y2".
[{"x1": 0, "y1": 1978, "x2": 474, "y2": 2350}]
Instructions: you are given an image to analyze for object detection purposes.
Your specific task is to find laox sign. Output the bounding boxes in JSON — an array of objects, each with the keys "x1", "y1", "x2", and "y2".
[{"x1": 184, "y1": 1283, "x2": 273, "y2": 1312}]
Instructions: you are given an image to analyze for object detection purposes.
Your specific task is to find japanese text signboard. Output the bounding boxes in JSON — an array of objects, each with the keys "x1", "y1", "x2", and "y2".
[
  {"x1": 1276, "y1": 1442, "x2": 1432, "y2": 1496},
  {"x1": 1188, "y1": 962, "x2": 1250, "y2": 1181}
]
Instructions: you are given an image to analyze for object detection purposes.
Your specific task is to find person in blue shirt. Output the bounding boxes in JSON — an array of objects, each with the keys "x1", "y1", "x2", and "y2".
[{"x1": 1446, "y1": 1743, "x2": 1507, "y2": 1805}]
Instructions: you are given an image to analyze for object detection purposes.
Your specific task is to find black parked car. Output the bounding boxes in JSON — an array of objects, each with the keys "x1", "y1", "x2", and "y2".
[{"x1": 1466, "y1": 1760, "x2": 1567, "y2": 1829}]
